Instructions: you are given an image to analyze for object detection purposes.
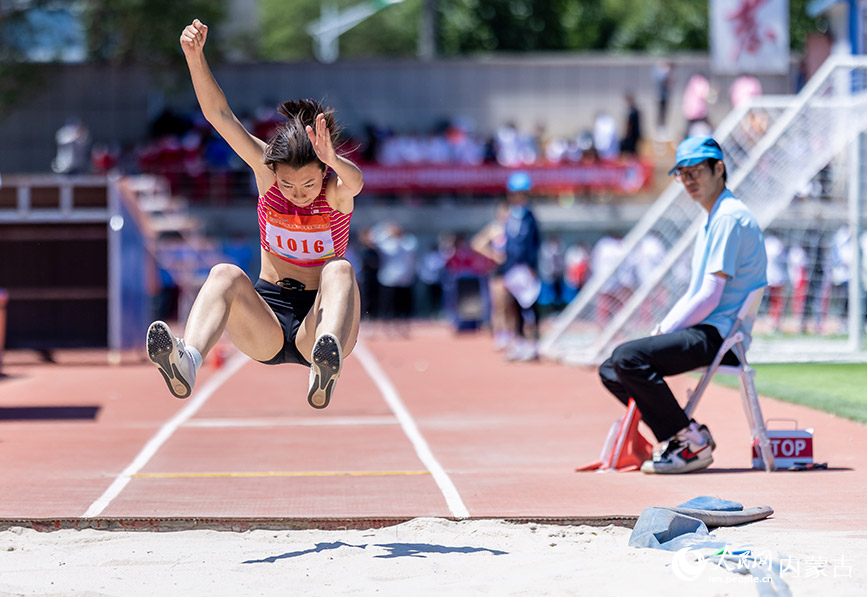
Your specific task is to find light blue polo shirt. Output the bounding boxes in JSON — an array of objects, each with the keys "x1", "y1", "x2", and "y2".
[{"x1": 688, "y1": 189, "x2": 767, "y2": 344}]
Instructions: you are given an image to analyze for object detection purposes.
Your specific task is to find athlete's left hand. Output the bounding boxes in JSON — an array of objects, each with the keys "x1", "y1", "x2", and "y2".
[{"x1": 306, "y1": 113, "x2": 337, "y2": 167}]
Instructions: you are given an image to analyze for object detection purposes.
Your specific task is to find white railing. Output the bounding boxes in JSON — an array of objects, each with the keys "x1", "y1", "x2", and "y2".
[{"x1": 541, "y1": 55, "x2": 867, "y2": 365}]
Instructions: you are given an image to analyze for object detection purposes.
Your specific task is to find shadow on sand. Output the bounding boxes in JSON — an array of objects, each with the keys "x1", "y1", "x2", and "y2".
[{"x1": 243, "y1": 541, "x2": 508, "y2": 564}]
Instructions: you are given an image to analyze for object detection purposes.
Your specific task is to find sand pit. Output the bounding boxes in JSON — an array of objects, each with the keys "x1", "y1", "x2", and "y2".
[{"x1": 1, "y1": 518, "x2": 865, "y2": 596}]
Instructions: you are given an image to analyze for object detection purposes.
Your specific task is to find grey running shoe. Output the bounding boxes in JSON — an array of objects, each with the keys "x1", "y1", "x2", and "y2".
[
  {"x1": 307, "y1": 333, "x2": 342, "y2": 409},
  {"x1": 641, "y1": 433, "x2": 713, "y2": 474},
  {"x1": 146, "y1": 321, "x2": 196, "y2": 399}
]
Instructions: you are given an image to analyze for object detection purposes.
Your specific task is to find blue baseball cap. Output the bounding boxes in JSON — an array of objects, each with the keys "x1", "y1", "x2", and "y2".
[
  {"x1": 507, "y1": 170, "x2": 532, "y2": 192},
  {"x1": 669, "y1": 136, "x2": 724, "y2": 175}
]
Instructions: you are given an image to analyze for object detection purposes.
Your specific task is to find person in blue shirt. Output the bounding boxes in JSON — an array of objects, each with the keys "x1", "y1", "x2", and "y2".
[{"x1": 599, "y1": 136, "x2": 768, "y2": 474}]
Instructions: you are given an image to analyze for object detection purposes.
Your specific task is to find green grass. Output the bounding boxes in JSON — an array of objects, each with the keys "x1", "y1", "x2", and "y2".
[{"x1": 711, "y1": 363, "x2": 867, "y2": 424}]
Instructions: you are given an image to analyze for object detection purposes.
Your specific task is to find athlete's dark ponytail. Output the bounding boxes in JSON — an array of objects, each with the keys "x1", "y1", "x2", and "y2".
[{"x1": 263, "y1": 99, "x2": 343, "y2": 170}]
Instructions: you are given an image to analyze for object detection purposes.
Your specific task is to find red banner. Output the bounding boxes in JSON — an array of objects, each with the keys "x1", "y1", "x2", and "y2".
[{"x1": 358, "y1": 162, "x2": 654, "y2": 194}]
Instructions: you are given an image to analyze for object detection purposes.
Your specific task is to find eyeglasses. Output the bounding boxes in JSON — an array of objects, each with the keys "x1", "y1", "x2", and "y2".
[{"x1": 673, "y1": 163, "x2": 708, "y2": 183}]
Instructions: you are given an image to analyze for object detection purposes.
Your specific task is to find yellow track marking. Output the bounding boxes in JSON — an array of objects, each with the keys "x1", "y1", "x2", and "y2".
[{"x1": 132, "y1": 471, "x2": 431, "y2": 479}]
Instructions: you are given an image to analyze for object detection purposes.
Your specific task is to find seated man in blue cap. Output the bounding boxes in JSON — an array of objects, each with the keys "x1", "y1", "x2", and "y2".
[{"x1": 598, "y1": 136, "x2": 767, "y2": 473}]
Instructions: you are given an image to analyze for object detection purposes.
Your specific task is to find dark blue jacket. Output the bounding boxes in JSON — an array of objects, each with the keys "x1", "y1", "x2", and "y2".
[{"x1": 501, "y1": 206, "x2": 540, "y2": 273}]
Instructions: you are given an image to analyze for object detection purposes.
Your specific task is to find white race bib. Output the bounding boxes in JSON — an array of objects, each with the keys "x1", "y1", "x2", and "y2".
[{"x1": 264, "y1": 208, "x2": 335, "y2": 265}]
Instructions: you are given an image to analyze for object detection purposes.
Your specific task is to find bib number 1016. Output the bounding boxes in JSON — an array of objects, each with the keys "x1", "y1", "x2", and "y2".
[{"x1": 275, "y1": 236, "x2": 325, "y2": 254}]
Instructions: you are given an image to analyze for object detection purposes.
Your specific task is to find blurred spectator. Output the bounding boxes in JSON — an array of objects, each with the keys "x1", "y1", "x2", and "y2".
[
  {"x1": 423, "y1": 129, "x2": 452, "y2": 164},
  {"x1": 538, "y1": 235, "x2": 566, "y2": 315},
  {"x1": 682, "y1": 73, "x2": 714, "y2": 138},
  {"x1": 729, "y1": 75, "x2": 762, "y2": 109},
  {"x1": 379, "y1": 132, "x2": 423, "y2": 165},
  {"x1": 501, "y1": 171, "x2": 541, "y2": 361},
  {"x1": 629, "y1": 233, "x2": 666, "y2": 326},
  {"x1": 444, "y1": 233, "x2": 492, "y2": 331},
  {"x1": 799, "y1": 226, "x2": 830, "y2": 334},
  {"x1": 591, "y1": 233, "x2": 628, "y2": 324},
  {"x1": 357, "y1": 228, "x2": 382, "y2": 321},
  {"x1": 377, "y1": 133, "x2": 403, "y2": 166},
  {"x1": 91, "y1": 143, "x2": 120, "y2": 174},
  {"x1": 533, "y1": 123, "x2": 551, "y2": 164},
  {"x1": 52, "y1": 117, "x2": 91, "y2": 174},
  {"x1": 563, "y1": 241, "x2": 591, "y2": 303},
  {"x1": 361, "y1": 122, "x2": 386, "y2": 163},
  {"x1": 764, "y1": 233, "x2": 788, "y2": 332},
  {"x1": 446, "y1": 119, "x2": 486, "y2": 165},
  {"x1": 374, "y1": 222, "x2": 419, "y2": 336},
  {"x1": 830, "y1": 225, "x2": 852, "y2": 331},
  {"x1": 788, "y1": 241, "x2": 809, "y2": 324},
  {"x1": 653, "y1": 60, "x2": 673, "y2": 137},
  {"x1": 593, "y1": 112, "x2": 620, "y2": 161},
  {"x1": 494, "y1": 122, "x2": 521, "y2": 166},
  {"x1": 620, "y1": 93, "x2": 643, "y2": 158},
  {"x1": 417, "y1": 242, "x2": 447, "y2": 318},
  {"x1": 543, "y1": 134, "x2": 571, "y2": 163},
  {"x1": 576, "y1": 130, "x2": 598, "y2": 163},
  {"x1": 471, "y1": 202, "x2": 513, "y2": 349},
  {"x1": 446, "y1": 233, "x2": 494, "y2": 277},
  {"x1": 494, "y1": 122, "x2": 538, "y2": 166}
]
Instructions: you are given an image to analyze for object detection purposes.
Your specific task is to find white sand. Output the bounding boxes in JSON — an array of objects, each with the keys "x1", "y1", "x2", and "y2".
[{"x1": 1, "y1": 519, "x2": 865, "y2": 596}]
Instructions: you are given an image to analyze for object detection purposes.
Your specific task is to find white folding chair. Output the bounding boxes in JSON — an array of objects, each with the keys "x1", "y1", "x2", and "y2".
[{"x1": 683, "y1": 287, "x2": 776, "y2": 472}]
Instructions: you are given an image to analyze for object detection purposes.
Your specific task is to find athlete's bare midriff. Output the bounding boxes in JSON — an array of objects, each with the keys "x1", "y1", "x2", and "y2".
[{"x1": 258, "y1": 248, "x2": 325, "y2": 289}]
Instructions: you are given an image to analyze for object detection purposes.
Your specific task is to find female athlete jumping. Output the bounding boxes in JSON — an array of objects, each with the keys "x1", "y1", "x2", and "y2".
[{"x1": 147, "y1": 18, "x2": 362, "y2": 409}]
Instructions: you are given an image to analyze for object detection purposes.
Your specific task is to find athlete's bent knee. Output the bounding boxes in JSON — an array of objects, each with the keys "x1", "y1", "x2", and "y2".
[
  {"x1": 206, "y1": 263, "x2": 248, "y2": 290},
  {"x1": 321, "y1": 258, "x2": 355, "y2": 282}
]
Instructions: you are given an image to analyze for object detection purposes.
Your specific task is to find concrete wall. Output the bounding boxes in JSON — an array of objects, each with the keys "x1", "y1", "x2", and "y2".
[{"x1": 0, "y1": 54, "x2": 797, "y2": 174}]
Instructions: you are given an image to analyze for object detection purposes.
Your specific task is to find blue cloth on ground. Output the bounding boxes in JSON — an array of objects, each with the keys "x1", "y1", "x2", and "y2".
[
  {"x1": 628, "y1": 507, "x2": 729, "y2": 551},
  {"x1": 677, "y1": 496, "x2": 743, "y2": 511},
  {"x1": 628, "y1": 496, "x2": 742, "y2": 551}
]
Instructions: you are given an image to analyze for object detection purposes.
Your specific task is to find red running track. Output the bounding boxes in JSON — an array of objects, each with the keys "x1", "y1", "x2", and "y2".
[{"x1": 1, "y1": 323, "x2": 864, "y2": 531}]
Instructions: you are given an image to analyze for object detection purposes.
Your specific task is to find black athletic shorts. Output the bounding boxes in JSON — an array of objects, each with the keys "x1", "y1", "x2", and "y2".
[{"x1": 254, "y1": 278, "x2": 317, "y2": 366}]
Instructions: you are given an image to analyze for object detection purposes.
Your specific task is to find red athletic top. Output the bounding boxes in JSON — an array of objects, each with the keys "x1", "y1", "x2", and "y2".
[{"x1": 257, "y1": 177, "x2": 352, "y2": 267}]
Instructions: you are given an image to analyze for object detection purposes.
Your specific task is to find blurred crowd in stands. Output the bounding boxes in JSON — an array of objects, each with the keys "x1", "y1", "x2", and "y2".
[
  {"x1": 360, "y1": 95, "x2": 642, "y2": 169},
  {"x1": 54, "y1": 70, "x2": 778, "y2": 201},
  {"x1": 59, "y1": 94, "x2": 650, "y2": 199}
]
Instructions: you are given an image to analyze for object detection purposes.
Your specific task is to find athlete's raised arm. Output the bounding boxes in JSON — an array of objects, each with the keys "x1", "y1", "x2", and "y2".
[{"x1": 180, "y1": 19, "x2": 268, "y2": 176}]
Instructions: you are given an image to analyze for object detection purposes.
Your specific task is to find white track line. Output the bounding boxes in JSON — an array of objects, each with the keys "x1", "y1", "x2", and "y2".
[
  {"x1": 82, "y1": 351, "x2": 249, "y2": 518},
  {"x1": 353, "y1": 340, "x2": 470, "y2": 519}
]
